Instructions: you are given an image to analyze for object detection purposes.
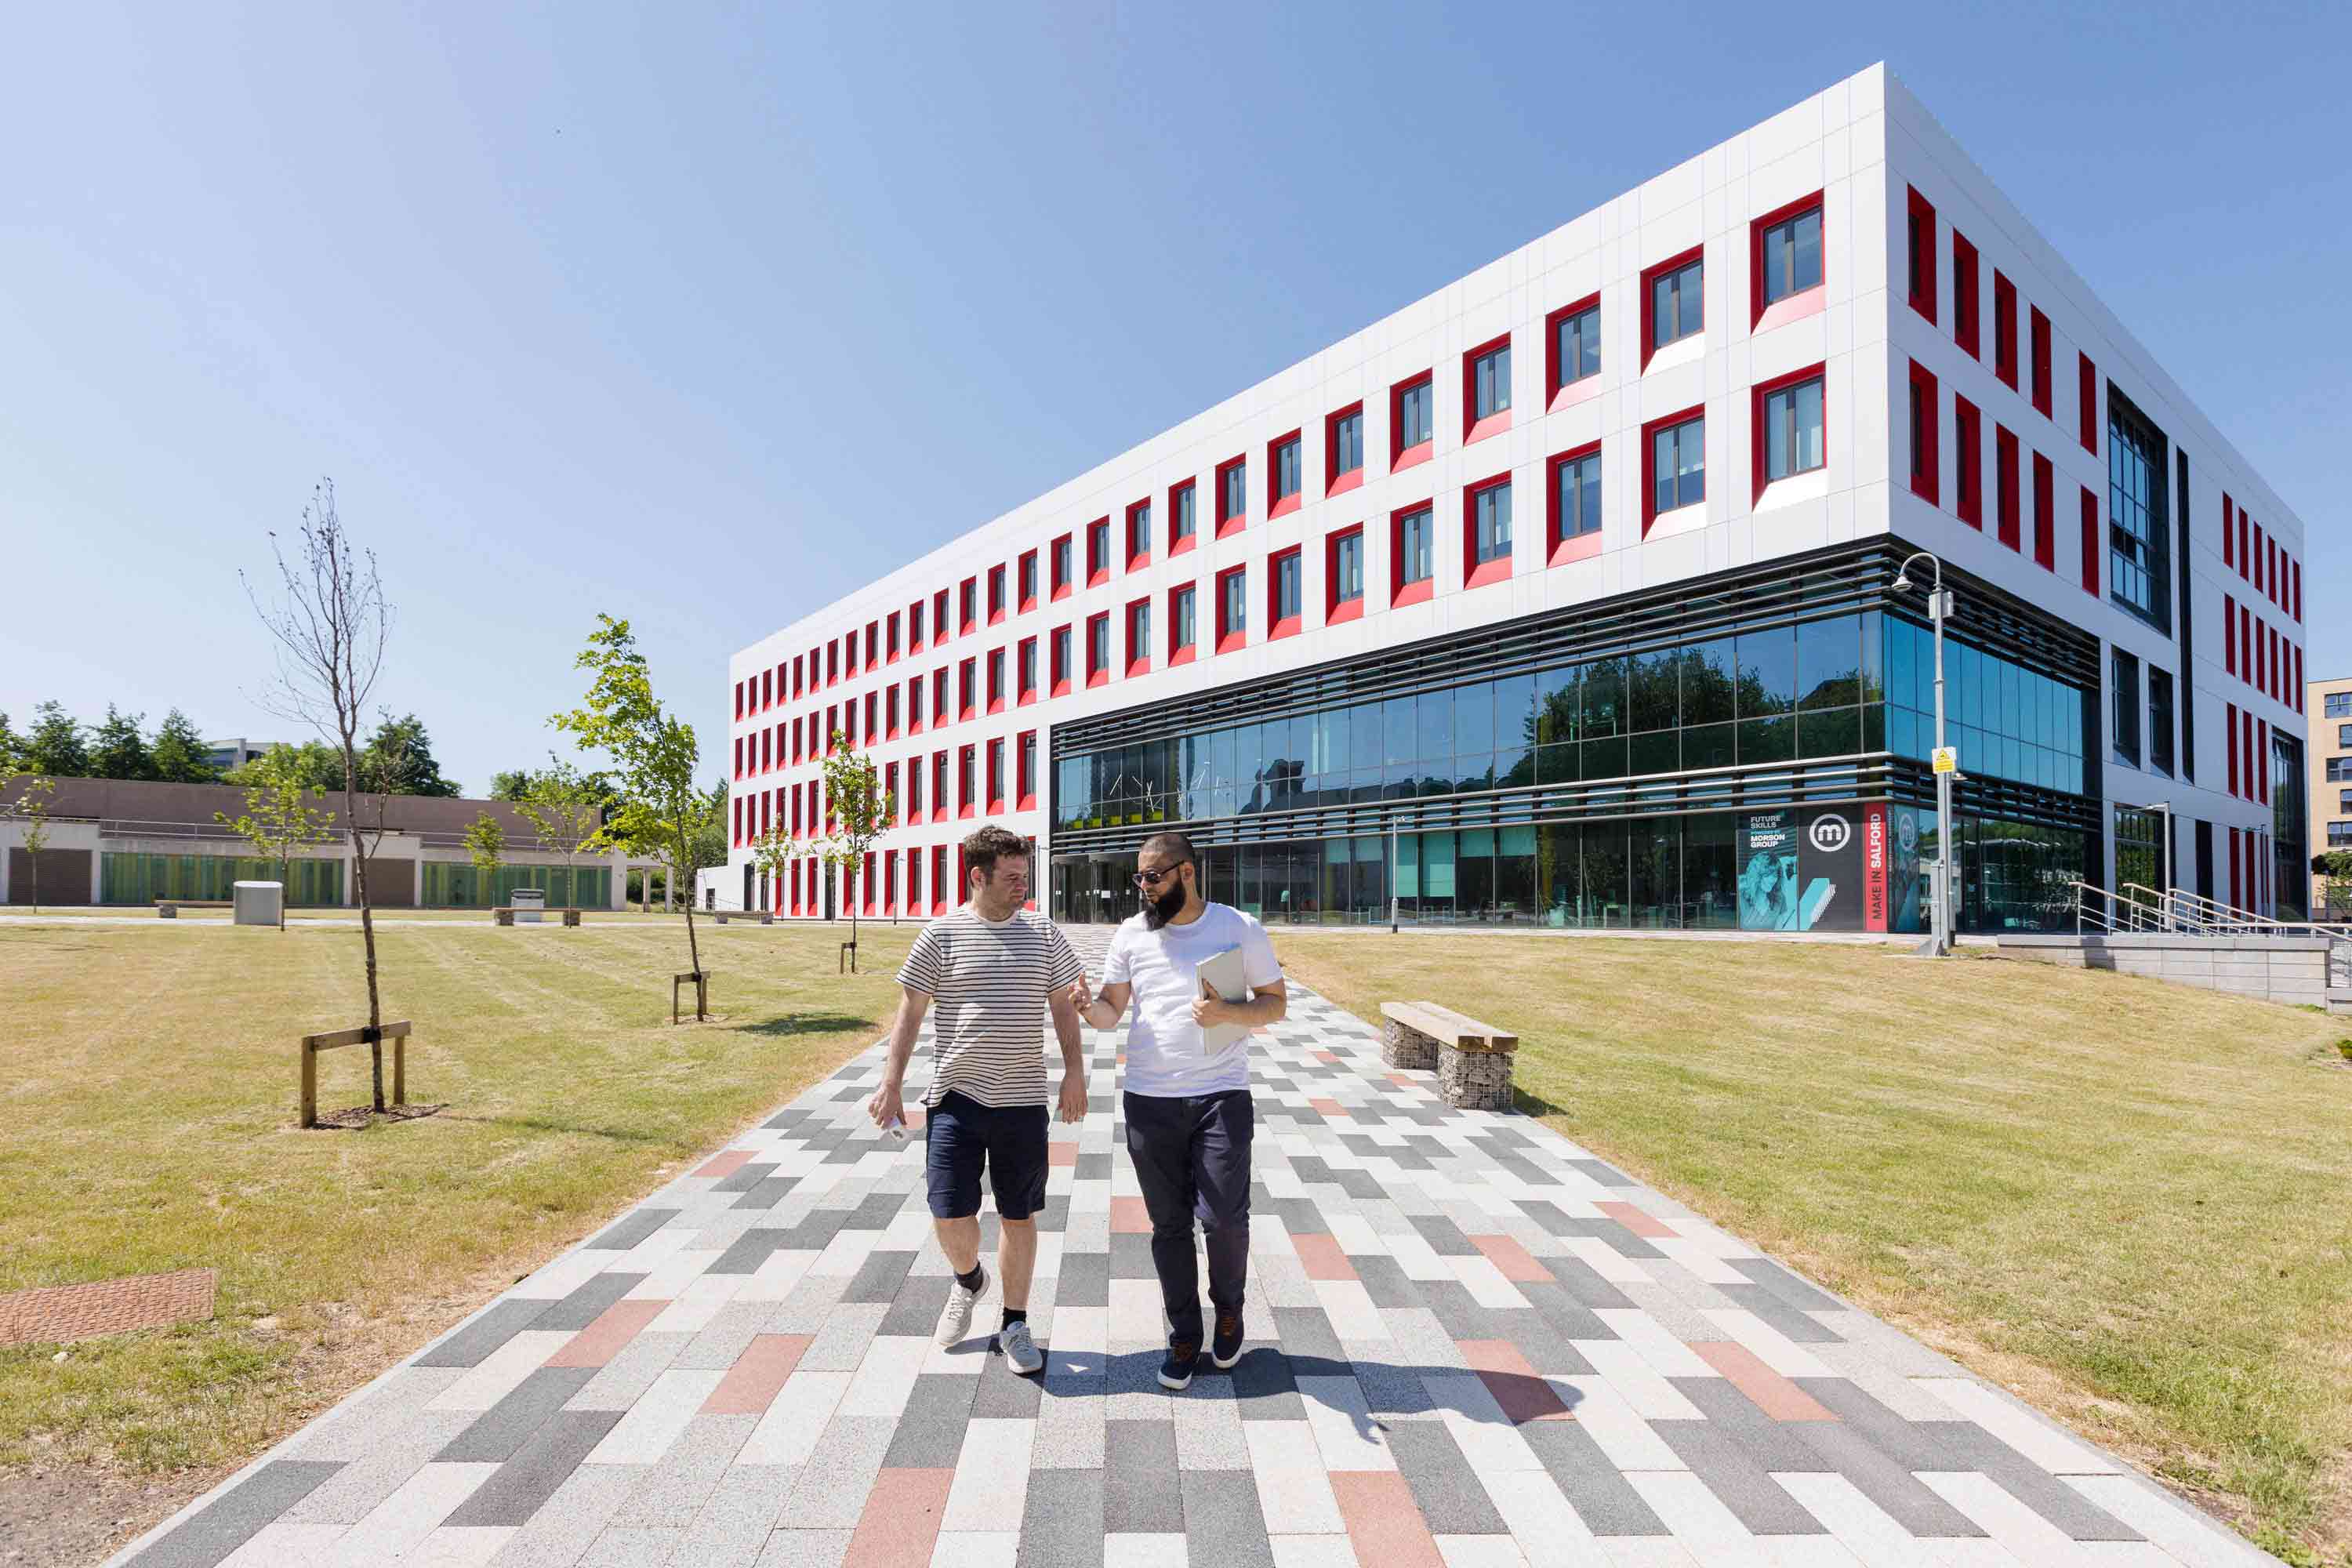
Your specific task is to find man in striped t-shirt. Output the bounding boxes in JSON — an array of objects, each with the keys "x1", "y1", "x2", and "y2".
[{"x1": 869, "y1": 824, "x2": 1087, "y2": 1374}]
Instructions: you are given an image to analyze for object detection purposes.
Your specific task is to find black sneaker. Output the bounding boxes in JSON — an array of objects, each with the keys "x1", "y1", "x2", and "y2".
[
  {"x1": 1210, "y1": 1309, "x2": 1244, "y2": 1370},
  {"x1": 1158, "y1": 1341, "x2": 1200, "y2": 1391}
]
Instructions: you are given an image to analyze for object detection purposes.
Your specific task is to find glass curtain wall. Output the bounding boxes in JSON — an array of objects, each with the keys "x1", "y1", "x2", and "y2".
[{"x1": 101, "y1": 852, "x2": 345, "y2": 906}]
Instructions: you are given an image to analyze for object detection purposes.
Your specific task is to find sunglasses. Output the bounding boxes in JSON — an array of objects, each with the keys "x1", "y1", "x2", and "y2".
[{"x1": 1131, "y1": 862, "x2": 1192, "y2": 888}]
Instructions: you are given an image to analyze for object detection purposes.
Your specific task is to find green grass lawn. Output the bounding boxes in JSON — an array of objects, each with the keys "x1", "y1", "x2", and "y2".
[
  {"x1": 1280, "y1": 936, "x2": 2352, "y2": 1564},
  {"x1": 0, "y1": 919, "x2": 914, "y2": 1483}
]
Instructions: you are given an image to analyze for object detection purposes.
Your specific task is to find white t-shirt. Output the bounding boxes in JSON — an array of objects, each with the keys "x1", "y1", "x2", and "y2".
[{"x1": 1103, "y1": 902, "x2": 1282, "y2": 1098}]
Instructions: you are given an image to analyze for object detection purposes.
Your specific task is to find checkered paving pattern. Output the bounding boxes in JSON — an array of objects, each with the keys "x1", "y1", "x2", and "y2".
[{"x1": 111, "y1": 925, "x2": 2265, "y2": 1568}]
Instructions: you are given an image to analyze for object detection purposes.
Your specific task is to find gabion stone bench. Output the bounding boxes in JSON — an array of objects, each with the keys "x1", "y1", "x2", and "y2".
[{"x1": 1379, "y1": 1000, "x2": 1519, "y2": 1111}]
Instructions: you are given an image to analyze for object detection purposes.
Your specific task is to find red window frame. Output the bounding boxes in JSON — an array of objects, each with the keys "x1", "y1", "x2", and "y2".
[
  {"x1": 1325, "y1": 403, "x2": 1364, "y2": 497},
  {"x1": 957, "y1": 745, "x2": 976, "y2": 818},
  {"x1": 1461, "y1": 332, "x2": 1513, "y2": 445},
  {"x1": 760, "y1": 670, "x2": 771, "y2": 710},
  {"x1": 1325, "y1": 524, "x2": 1366, "y2": 624},
  {"x1": 1214, "y1": 456, "x2": 1248, "y2": 537},
  {"x1": 1085, "y1": 518, "x2": 1110, "y2": 587},
  {"x1": 986, "y1": 564, "x2": 1007, "y2": 626},
  {"x1": 1639, "y1": 244, "x2": 1704, "y2": 369},
  {"x1": 1167, "y1": 583, "x2": 1198, "y2": 666},
  {"x1": 1389, "y1": 500, "x2": 1436, "y2": 608},
  {"x1": 931, "y1": 588, "x2": 949, "y2": 641},
  {"x1": 862, "y1": 692, "x2": 877, "y2": 743},
  {"x1": 1390, "y1": 372, "x2": 1434, "y2": 471},
  {"x1": 886, "y1": 612, "x2": 901, "y2": 663},
  {"x1": 1545, "y1": 441, "x2": 1603, "y2": 566},
  {"x1": 1050, "y1": 625, "x2": 1072, "y2": 696},
  {"x1": 1954, "y1": 396, "x2": 1983, "y2": 527},
  {"x1": 1167, "y1": 479, "x2": 1198, "y2": 555},
  {"x1": 1749, "y1": 190, "x2": 1826, "y2": 331},
  {"x1": 957, "y1": 657, "x2": 976, "y2": 720},
  {"x1": 1214, "y1": 564, "x2": 1248, "y2": 652},
  {"x1": 1641, "y1": 404, "x2": 1707, "y2": 535},
  {"x1": 734, "y1": 681, "x2": 744, "y2": 720},
  {"x1": 1267, "y1": 430, "x2": 1303, "y2": 519},
  {"x1": 2030, "y1": 307, "x2": 2053, "y2": 418},
  {"x1": 1994, "y1": 424, "x2": 2020, "y2": 551},
  {"x1": 932, "y1": 844, "x2": 948, "y2": 914},
  {"x1": 1048, "y1": 534, "x2": 1073, "y2": 601},
  {"x1": 931, "y1": 668, "x2": 949, "y2": 728},
  {"x1": 2077, "y1": 354, "x2": 2098, "y2": 454},
  {"x1": 1267, "y1": 546, "x2": 1304, "y2": 638},
  {"x1": 1017, "y1": 549, "x2": 1039, "y2": 613},
  {"x1": 1125, "y1": 595, "x2": 1153, "y2": 676},
  {"x1": 2031, "y1": 451, "x2": 2055, "y2": 571},
  {"x1": 1951, "y1": 232, "x2": 1980, "y2": 358},
  {"x1": 1017, "y1": 635, "x2": 1038, "y2": 705},
  {"x1": 1462, "y1": 471, "x2": 1514, "y2": 589},
  {"x1": 1544, "y1": 292, "x2": 1602, "y2": 412},
  {"x1": 793, "y1": 653, "x2": 804, "y2": 695},
  {"x1": 1907, "y1": 361, "x2": 1940, "y2": 505},
  {"x1": 1906, "y1": 187, "x2": 1937, "y2": 323},
  {"x1": 1017, "y1": 730, "x2": 1037, "y2": 811},
  {"x1": 1126, "y1": 498, "x2": 1152, "y2": 570},
  {"x1": 985, "y1": 647, "x2": 1005, "y2": 714},
  {"x1": 958, "y1": 577, "x2": 977, "y2": 635},
  {"x1": 986, "y1": 738, "x2": 1005, "y2": 815},
  {"x1": 826, "y1": 641, "x2": 838, "y2": 684},
  {"x1": 732, "y1": 735, "x2": 743, "y2": 779},
  {"x1": 1084, "y1": 611, "x2": 1110, "y2": 687},
  {"x1": 865, "y1": 621, "x2": 879, "y2": 670},
  {"x1": 1993, "y1": 271, "x2": 2018, "y2": 390},
  {"x1": 1750, "y1": 361, "x2": 1827, "y2": 504},
  {"x1": 2224, "y1": 593, "x2": 2237, "y2": 674}
]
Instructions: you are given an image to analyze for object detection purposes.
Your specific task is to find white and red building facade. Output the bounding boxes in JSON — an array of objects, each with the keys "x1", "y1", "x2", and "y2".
[{"x1": 723, "y1": 65, "x2": 2307, "y2": 932}]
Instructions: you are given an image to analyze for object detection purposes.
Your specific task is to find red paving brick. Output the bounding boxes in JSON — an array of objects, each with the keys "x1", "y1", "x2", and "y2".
[
  {"x1": 842, "y1": 1467, "x2": 955, "y2": 1568},
  {"x1": 1330, "y1": 1470, "x2": 1444, "y2": 1568},
  {"x1": 543, "y1": 1298, "x2": 668, "y2": 1368},
  {"x1": 1314, "y1": 1050, "x2": 1341, "y2": 1065},
  {"x1": 1596, "y1": 1200, "x2": 1676, "y2": 1238},
  {"x1": 1290, "y1": 1233, "x2": 1359, "y2": 1282},
  {"x1": 694, "y1": 1149, "x2": 754, "y2": 1180},
  {"x1": 1047, "y1": 1142, "x2": 1080, "y2": 1167},
  {"x1": 702, "y1": 1333, "x2": 812, "y2": 1414},
  {"x1": 1110, "y1": 1196, "x2": 1152, "y2": 1233},
  {"x1": 1309, "y1": 1097, "x2": 1346, "y2": 1118},
  {"x1": 1455, "y1": 1338, "x2": 1571, "y2": 1423},
  {"x1": 1690, "y1": 1341, "x2": 1837, "y2": 1421},
  {"x1": 1468, "y1": 1234, "x2": 1552, "y2": 1283}
]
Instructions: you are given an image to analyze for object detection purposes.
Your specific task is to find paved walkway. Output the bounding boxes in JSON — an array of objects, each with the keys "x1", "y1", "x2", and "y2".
[{"x1": 109, "y1": 927, "x2": 2262, "y2": 1568}]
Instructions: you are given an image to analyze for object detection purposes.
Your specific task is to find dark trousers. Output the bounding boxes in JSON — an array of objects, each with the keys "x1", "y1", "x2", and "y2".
[{"x1": 1122, "y1": 1089, "x2": 1252, "y2": 1347}]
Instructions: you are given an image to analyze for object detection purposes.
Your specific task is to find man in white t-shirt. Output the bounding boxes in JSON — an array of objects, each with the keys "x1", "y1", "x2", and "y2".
[{"x1": 1072, "y1": 830, "x2": 1285, "y2": 1390}]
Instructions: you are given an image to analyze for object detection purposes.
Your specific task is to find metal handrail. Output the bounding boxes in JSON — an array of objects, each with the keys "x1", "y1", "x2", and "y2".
[{"x1": 2067, "y1": 880, "x2": 2352, "y2": 989}]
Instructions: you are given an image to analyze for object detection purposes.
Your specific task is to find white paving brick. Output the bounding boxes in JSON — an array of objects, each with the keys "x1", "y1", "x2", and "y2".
[
  {"x1": 1243, "y1": 1420, "x2": 1345, "y2": 1534},
  {"x1": 739, "y1": 1368, "x2": 852, "y2": 1465},
  {"x1": 586, "y1": 1368, "x2": 728, "y2": 1464},
  {"x1": 427, "y1": 1331, "x2": 574, "y2": 1412}
]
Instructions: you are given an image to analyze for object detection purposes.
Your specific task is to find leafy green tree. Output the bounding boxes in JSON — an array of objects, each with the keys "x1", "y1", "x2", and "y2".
[
  {"x1": 150, "y1": 709, "x2": 221, "y2": 782},
  {"x1": 464, "y1": 811, "x2": 505, "y2": 898},
  {"x1": 488, "y1": 768, "x2": 537, "y2": 801},
  {"x1": 214, "y1": 748, "x2": 339, "y2": 931},
  {"x1": 0, "y1": 712, "x2": 23, "y2": 775},
  {"x1": 226, "y1": 739, "x2": 343, "y2": 792},
  {"x1": 514, "y1": 762, "x2": 606, "y2": 902},
  {"x1": 789, "y1": 731, "x2": 895, "y2": 968},
  {"x1": 750, "y1": 821, "x2": 794, "y2": 914},
  {"x1": 552, "y1": 615, "x2": 714, "y2": 1011},
  {"x1": 24, "y1": 702, "x2": 88, "y2": 778},
  {"x1": 4, "y1": 775, "x2": 56, "y2": 911},
  {"x1": 358, "y1": 711, "x2": 459, "y2": 797},
  {"x1": 88, "y1": 706, "x2": 156, "y2": 781}
]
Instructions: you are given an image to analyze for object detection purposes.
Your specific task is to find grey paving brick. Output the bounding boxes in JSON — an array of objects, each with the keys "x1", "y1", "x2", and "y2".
[
  {"x1": 1519, "y1": 1420, "x2": 1668, "y2": 1536},
  {"x1": 614, "y1": 1414, "x2": 757, "y2": 1528},
  {"x1": 794, "y1": 1301, "x2": 889, "y2": 1371},
  {"x1": 446, "y1": 1409, "x2": 624, "y2": 1527},
  {"x1": 122, "y1": 1460, "x2": 344, "y2": 1568},
  {"x1": 840, "y1": 1248, "x2": 916, "y2": 1304},
  {"x1": 589, "y1": 1208, "x2": 680, "y2": 1250},
  {"x1": 680, "y1": 1461, "x2": 800, "y2": 1559},
  {"x1": 1103, "y1": 1420, "x2": 1184, "y2": 1533},
  {"x1": 715, "y1": 1162, "x2": 779, "y2": 1192},
  {"x1": 1384, "y1": 1419, "x2": 1508, "y2": 1534},
  {"x1": 775, "y1": 1413, "x2": 895, "y2": 1529},
  {"x1": 281, "y1": 1366, "x2": 465, "y2": 1461},
  {"x1": 1056, "y1": 1250, "x2": 1110, "y2": 1308},
  {"x1": 1715, "y1": 1282, "x2": 1843, "y2": 1343},
  {"x1": 583, "y1": 1526, "x2": 686, "y2": 1566},
  {"x1": 439, "y1": 1367, "x2": 601, "y2": 1461},
  {"x1": 1646, "y1": 1421, "x2": 1825, "y2": 1534},
  {"x1": 568, "y1": 1330, "x2": 692, "y2": 1410},
  {"x1": 1792, "y1": 1419, "x2": 1987, "y2": 1538},
  {"x1": 1032, "y1": 1377, "x2": 1107, "y2": 1468},
  {"x1": 1178, "y1": 1468, "x2": 1276, "y2": 1568},
  {"x1": 1227, "y1": 1346, "x2": 1305, "y2": 1421},
  {"x1": 969, "y1": 1355, "x2": 1046, "y2": 1418},
  {"x1": 877, "y1": 1273, "x2": 953, "y2": 1338},
  {"x1": 1610, "y1": 1279, "x2": 1718, "y2": 1342},
  {"x1": 481, "y1": 1461, "x2": 637, "y2": 1567},
  {"x1": 708, "y1": 1229, "x2": 794, "y2": 1276},
  {"x1": 282, "y1": 1410, "x2": 471, "y2": 1523},
  {"x1": 416, "y1": 1298, "x2": 555, "y2": 1368},
  {"x1": 1269, "y1": 1305, "x2": 1346, "y2": 1377},
  {"x1": 1666, "y1": 1377, "x2": 1835, "y2": 1472},
  {"x1": 1017, "y1": 1468, "x2": 1104, "y2": 1568},
  {"x1": 1729, "y1": 1254, "x2": 1845, "y2": 1312},
  {"x1": 533, "y1": 1270, "x2": 650, "y2": 1332},
  {"x1": 677, "y1": 1301, "x2": 781, "y2": 1371},
  {"x1": 882, "y1": 1374, "x2": 980, "y2": 1468}
]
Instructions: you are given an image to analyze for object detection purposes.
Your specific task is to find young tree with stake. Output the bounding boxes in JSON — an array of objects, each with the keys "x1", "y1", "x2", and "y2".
[
  {"x1": 4, "y1": 776, "x2": 56, "y2": 912},
  {"x1": 792, "y1": 731, "x2": 894, "y2": 970},
  {"x1": 514, "y1": 762, "x2": 605, "y2": 908},
  {"x1": 464, "y1": 811, "x2": 506, "y2": 900}
]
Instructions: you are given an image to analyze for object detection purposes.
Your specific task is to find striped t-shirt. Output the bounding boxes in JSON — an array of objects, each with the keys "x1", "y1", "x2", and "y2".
[{"x1": 896, "y1": 906, "x2": 1083, "y2": 1108}]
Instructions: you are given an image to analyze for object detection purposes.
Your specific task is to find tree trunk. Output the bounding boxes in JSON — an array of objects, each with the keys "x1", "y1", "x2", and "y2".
[
  {"x1": 677, "y1": 840, "x2": 704, "y2": 1020},
  {"x1": 279, "y1": 851, "x2": 289, "y2": 930},
  {"x1": 342, "y1": 759, "x2": 384, "y2": 1112},
  {"x1": 848, "y1": 863, "x2": 859, "y2": 969}
]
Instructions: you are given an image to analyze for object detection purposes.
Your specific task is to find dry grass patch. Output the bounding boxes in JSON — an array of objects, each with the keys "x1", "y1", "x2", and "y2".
[{"x1": 1280, "y1": 935, "x2": 2352, "y2": 1564}]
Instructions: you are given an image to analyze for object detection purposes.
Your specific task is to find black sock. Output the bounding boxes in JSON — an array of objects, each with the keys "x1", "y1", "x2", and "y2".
[
  {"x1": 956, "y1": 1264, "x2": 985, "y2": 1293},
  {"x1": 1000, "y1": 1307, "x2": 1027, "y2": 1331}
]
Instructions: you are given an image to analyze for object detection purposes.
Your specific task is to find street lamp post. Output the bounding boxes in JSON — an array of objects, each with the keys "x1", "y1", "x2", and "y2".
[{"x1": 1893, "y1": 552, "x2": 1955, "y2": 955}]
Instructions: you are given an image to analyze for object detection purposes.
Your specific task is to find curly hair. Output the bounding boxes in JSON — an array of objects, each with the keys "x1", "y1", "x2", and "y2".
[{"x1": 960, "y1": 823, "x2": 1032, "y2": 878}]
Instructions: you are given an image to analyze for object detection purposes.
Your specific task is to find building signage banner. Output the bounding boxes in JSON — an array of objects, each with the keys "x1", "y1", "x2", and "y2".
[
  {"x1": 1738, "y1": 805, "x2": 1866, "y2": 931},
  {"x1": 1863, "y1": 802, "x2": 1889, "y2": 932},
  {"x1": 1801, "y1": 805, "x2": 1863, "y2": 932}
]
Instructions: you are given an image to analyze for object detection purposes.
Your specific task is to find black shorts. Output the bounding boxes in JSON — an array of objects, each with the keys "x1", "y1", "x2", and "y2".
[{"x1": 924, "y1": 1090, "x2": 1050, "y2": 1221}]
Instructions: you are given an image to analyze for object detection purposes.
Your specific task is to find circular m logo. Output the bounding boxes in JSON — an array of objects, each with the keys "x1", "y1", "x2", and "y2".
[{"x1": 1809, "y1": 814, "x2": 1853, "y2": 854}]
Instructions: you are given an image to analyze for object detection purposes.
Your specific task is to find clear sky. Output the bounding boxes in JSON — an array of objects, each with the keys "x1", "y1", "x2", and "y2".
[{"x1": 3, "y1": 2, "x2": 2345, "y2": 791}]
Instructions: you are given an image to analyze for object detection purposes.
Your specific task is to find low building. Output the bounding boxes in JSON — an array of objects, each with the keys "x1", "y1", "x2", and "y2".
[
  {"x1": 202, "y1": 737, "x2": 285, "y2": 774},
  {"x1": 0, "y1": 777, "x2": 660, "y2": 909},
  {"x1": 2307, "y1": 676, "x2": 2352, "y2": 916}
]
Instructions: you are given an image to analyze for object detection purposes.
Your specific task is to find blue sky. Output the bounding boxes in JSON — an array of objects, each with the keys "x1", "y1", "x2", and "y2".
[{"x1": 3, "y1": 2, "x2": 2345, "y2": 790}]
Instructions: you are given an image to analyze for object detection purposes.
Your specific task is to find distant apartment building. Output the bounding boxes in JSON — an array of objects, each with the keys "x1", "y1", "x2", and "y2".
[
  {"x1": 726, "y1": 64, "x2": 2308, "y2": 932},
  {"x1": 202, "y1": 736, "x2": 283, "y2": 773},
  {"x1": 2307, "y1": 676, "x2": 2352, "y2": 915}
]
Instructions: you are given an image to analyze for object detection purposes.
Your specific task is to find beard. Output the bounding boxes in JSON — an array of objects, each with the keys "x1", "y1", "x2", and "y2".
[{"x1": 1142, "y1": 880, "x2": 1187, "y2": 930}]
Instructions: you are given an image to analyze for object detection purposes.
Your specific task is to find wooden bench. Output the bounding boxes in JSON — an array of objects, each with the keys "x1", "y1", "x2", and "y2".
[
  {"x1": 492, "y1": 907, "x2": 583, "y2": 927},
  {"x1": 1380, "y1": 1000, "x2": 1519, "y2": 1112},
  {"x1": 713, "y1": 910, "x2": 773, "y2": 925},
  {"x1": 155, "y1": 900, "x2": 233, "y2": 918}
]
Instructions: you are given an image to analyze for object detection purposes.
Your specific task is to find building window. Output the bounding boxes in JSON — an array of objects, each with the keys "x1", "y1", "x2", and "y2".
[
  {"x1": 1086, "y1": 612, "x2": 1110, "y2": 682},
  {"x1": 1217, "y1": 456, "x2": 1247, "y2": 534},
  {"x1": 1018, "y1": 550, "x2": 1037, "y2": 610},
  {"x1": 1170, "y1": 480, "x2": 1196, "y2": 548},
  {"x1": 959, "y1": 746, "x2": 975, "y2": 815},
  {"x1": 1951, "y1": 231, "x2": 1980, "y2": 357},
  {"x1": 1328, "y1": 405, "x2": 1363, "y2": 488},
  {"x1": 2112, "y1": 648, "x2": 2141, "y2": 768},
  {"x1": 1018, "y1": 731, "x2": 1036, "y2": 807},
  {"x1": 982, "y1": 568, "x2": 1001, "y2": 622},
  {"x1": 987, "y1": 739, "x2": 1004, "y2": 811},
  {"x1": 1908, "y1": 361, "x2": 1939, "y2": 503},
  {"x1": 2031, "y1": 306, "x2": 2053, "y2": 418},
  {"x1": 1760, "y1": 373, "x2": 1825, "y2": 485},
  {"x1": 1994, "y1": 270, "x2": 2018, "y2": 389},
  {"x1": 909, "y1": 601, "x2": 924, "y2": 647},
  {"x1": 886, "y1": 614, "x2": 901, "y2": 661},
  {"x1": 2329, "y1": 757, "x2": 2352, "y2": 784},
  {"x1": 1171, "y1": 583, "x2": 1197, "y2": 655},
  {"x1": 2326, "y1": 692, "x2": 2352, "y2": 720},
  {"x1": 960, "y1": 578, "x2": 977, "y2": 633},
  {"x1": 1332, "y1": 529, "x2": 1363, "y2": 605},
  {"x1": 1996, "y1": 424, "x2": 2020, "y2": 552},
  {"x1": 1650, "y1": 254, "x2": 1703, "y2": 351},
  {"x1": 1469, "y1": 338, "x2": 1512, "y2": 427},
  {"x1": 1651, "y1": 413, "x2": 1705, "y2": 516},
  {"x1": 1127, "y1": 598, "x2": 1152, "y2": 670},
  {"x1": 1018, "y1": 637, "x2": 1037, "y2": 701},
  {"x1": 2108, "y1": 394, "x2": 2171, "y2": 630},
  {"x1": 1471, "y1": 478, "x2": 1512, "y2": 565},
  {"x1": 1127, "y1": 499, "x2": 1152, "y2": 566},
  {"x1": 1552, "y1": 300, "x2": 1600, "y2": 393},
  {"x1": 1272, "y1": 549, "x2": 1302, "y2": 626},
  {"x1": 1051, "y1": 535, "x2": 1073, "y2": 597},
  {"x1": 1051, "y1": 626, "x2": 1072, "y2": 691},
  {"x1": 906, "y1": 760, "x2": 923, "y2": 817},
  {"x1": 933, "y1": 750, "x2": 948, "y2": 817},
  {"x1": 1552, "y1": 448, "x2": 1601, "y2": 541},
  {"x1": 1087, "y1": 517, "x2": 1110, "y2": 583},
  {"x1": 1219, "y1": 568, "x2": 1247, "y2": 642},
  {"x1": 1394, "y1": 375, "x2": 1433, "y2": 459},
  {"x1": 886, "y1": 686, "x2": 900, "y2": 736},
  {"x1": 909, "y1": 677, "x2": 924, "y2": 730},
  {"x1": 2331, "y1": 822, "x2": 2352, "y2": 848},
  {"x1": 1397, "y1": 506, "x2": 1434, "y2": 587},
  {"x1": 2149, "y1": 666, "x2": 2175, "y2": 777},
  {"x1": 1757, "y1": 202, "x2": 1823, "y2": 307},
  {"x1": 1907, "y1": 187, "x2": 1936, "y2": 321},
  {"x1": 958, "y1": 659, "x2": 975, "y2": 719},
  {"x1": 1271, "y1": 434, "x2": 1301, "y2": 510},
  {"x1": 987, "y1": 648, "x2": 1005, "y2": 710},
  {"x1": 1955, "y1": 396, "x2": 1983, "y2": 526}
]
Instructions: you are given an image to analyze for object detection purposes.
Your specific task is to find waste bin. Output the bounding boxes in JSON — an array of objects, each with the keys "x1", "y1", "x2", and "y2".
[
  {"x1": 234, "y1": 880, "x2": 283, "y2": 927},
  {"x1": 511, "y1": 887, "x2": 546, "y2": 924}
]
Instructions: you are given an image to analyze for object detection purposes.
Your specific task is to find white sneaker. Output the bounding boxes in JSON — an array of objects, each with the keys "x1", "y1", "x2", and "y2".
[
  {"x1": 937, "y1": 1265, "x2": 991, "y2": 1347},
  {"x1": 996, "y1": 1318, "x2": 1044, "y2": 1375}
]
